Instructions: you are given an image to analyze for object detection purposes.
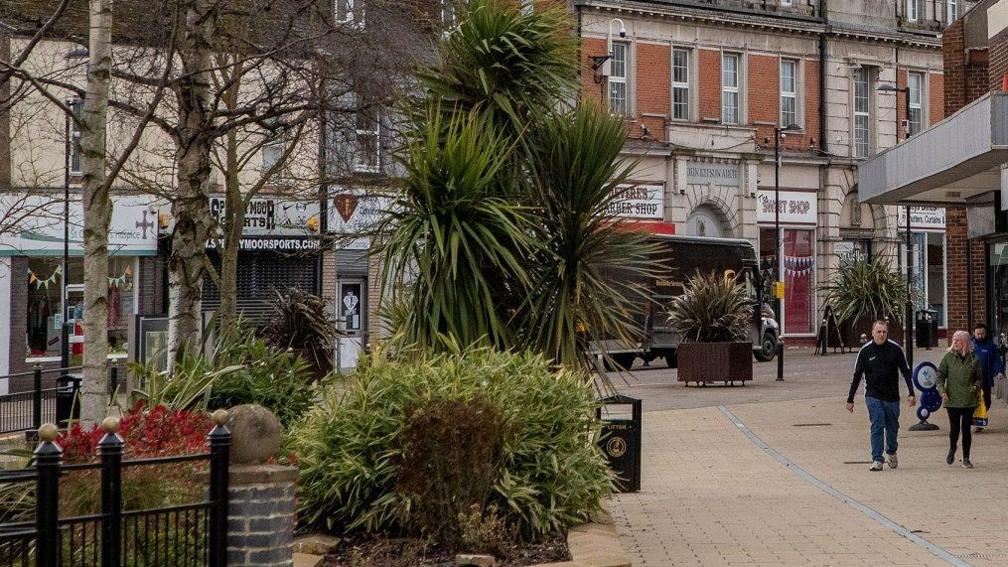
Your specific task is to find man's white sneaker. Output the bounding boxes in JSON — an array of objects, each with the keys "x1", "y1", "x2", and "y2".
[
  {"x1": 887, "y1": 453, "x2": 898, "y2": 469},
  {"x1": 869, "y1": 461, "x2": 884, "y2": 471}
]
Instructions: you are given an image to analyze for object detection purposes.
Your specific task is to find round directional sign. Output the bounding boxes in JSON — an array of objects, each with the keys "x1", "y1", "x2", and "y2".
[
  {"x1": 921, "y1": 389, "x2": 943, "y2": 413},
  {"x1": 917, "y1": 406, "x2": 930, "y2": 421},
  {"x1": 913, "y1": 362, "x2": 939, "y2": 392}
]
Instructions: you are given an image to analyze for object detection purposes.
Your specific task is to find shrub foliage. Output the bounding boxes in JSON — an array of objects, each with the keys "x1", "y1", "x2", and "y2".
[{"x1": 288, "y1": 348, "x2": 613, "y2": 539}]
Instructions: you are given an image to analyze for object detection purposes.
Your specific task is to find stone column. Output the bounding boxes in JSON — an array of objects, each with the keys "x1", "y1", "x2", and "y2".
[{"x1": 225, "y1": 404, "x2": 298, "y2": 567}]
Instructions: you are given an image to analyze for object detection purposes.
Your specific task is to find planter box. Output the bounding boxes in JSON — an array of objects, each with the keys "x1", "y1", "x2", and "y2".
[{"x1": 677, "y1": 342, "x2": 753, "y2": 385}]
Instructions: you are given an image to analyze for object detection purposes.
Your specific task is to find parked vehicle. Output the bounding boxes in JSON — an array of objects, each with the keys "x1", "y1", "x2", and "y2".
[{"x1": 598, "y1": 235, "x2": 779, "y2": 369}]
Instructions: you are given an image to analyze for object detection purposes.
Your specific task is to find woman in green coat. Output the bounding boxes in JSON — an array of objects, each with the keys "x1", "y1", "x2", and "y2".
[{"x1": 937, "y1": 330, "x2": 985, "y2": 468}]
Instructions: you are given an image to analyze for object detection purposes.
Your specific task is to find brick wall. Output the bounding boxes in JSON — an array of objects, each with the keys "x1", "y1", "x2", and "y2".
[
  {"x1": 897, "y1": 70, "x2": 907, "y2": 141},
  {"x1": 942, "y1": 18, "x2": 991, "y2": 116},
  {"x1": 580, "y1": 37, "x2": 607, "y2": 106},
  {"x1": 8, "y1": 257, "x2": 28, "y2": 379},
  {"x1": 748, "y1": 54, "x2": 779, "y2": 136},
  {"x1": 929, "y1": 72, "x2": 944, "y2": 124},
  {"x1": 634, "y1": 42, "x2": 670, "y2": 140},
  {"x1": 945, "y1": 207, "x2": 987, "y2": 330},
  {"x1": 138, "y1": 256, "x2": 165, "y2": 315},
  {"x1": 802, "y1": 59, "x2": 821, "y2": 150},
  {"x1": 989, "y1": 26, "x2": 1008, "y2": 91},
  {"x1": 699, "y1": 49, "x2": 721, "y2": 121}
]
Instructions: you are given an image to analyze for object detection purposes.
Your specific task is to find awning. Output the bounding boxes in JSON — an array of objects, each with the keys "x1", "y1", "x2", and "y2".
[
  {"x1": 614, "y1": 220, "x2": 677, "y2": 235},
  {"x1": 858, "y1": 92, "x2": 1008, "y2": 205}
]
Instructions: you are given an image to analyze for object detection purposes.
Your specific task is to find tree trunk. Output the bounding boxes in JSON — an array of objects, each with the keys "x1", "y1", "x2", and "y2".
[
  {"x1": 217, "y1": 129, "x2": 245, "y2": 335},
  {"x1": 79, "y1": 0, "x2": 114, "y2": 423},
  {"x1": 167, "y1": 0, "x2": 217, "y2": 365}
]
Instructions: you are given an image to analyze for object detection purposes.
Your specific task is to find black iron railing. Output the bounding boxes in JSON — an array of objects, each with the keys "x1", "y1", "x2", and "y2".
[{"x1": 0, "y1": 413, "x2": 230, "y2": 567}]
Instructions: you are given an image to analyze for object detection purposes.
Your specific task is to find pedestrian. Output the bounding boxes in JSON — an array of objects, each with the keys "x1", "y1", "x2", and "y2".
[
  {"x1": 970, "y1": 323, "x2": 1004, "y2": 432},
  {"x1": 846, "y1": 320, "x2": 916, "y2": 472},
  {"x1": 937, "y1": 330, "x2": 984, "y2": 468}
]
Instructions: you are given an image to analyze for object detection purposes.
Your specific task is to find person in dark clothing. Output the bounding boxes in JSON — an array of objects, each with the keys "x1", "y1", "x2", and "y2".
[
  {"x1": 971, "y1": 323, "x2": 1004, "y2": 432},
  {"x1": 847, "y1": 320, "x2": 916, "y2": 471}
]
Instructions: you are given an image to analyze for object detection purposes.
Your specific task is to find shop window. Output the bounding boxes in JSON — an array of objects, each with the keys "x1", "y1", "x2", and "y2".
[
  {"x1": 26, "y1": 257, "x2": 133, "y2": 361},
  {"x1": 783, "y1": 229, "x2": 815, "y2": 335},
  {"x1": 899, "y1": 231, "x2": 947, "y2": 328}
]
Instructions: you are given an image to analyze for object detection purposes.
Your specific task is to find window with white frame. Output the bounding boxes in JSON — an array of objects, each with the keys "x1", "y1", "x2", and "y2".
[
  {"x1": 721, "y1": 53, "x2": 740, "y2": 125},
  {"x1": 69, "y1": 98, "x2": 83, "y2": 175},
  {"x1": 608, "y1": 42, "x2": 628, "y2": 116},
  {"x1": 335, "y1": 0, "x2": 362, "y2": 25},
  {"x1": 853, "y1": 67, "x2": 872, "y2": 158},
  {"x1": 908, "y1": 72, "x2": 924, "y2": 136},
  {"x1": 907, "y1": 0, "x2": 919, "y2": 21},
  {"x1": 354, "y1": 105, "x2": 381, "y2": 173},
  {"x1": 672, "y1": 48, "x2": 690, "y2": 121},
  {"x1": 948, "y1": 0, "x2": 959, "y2": 23},
  {"x1": 780, "y1": 58, "x2": 798, "y2": 127}
]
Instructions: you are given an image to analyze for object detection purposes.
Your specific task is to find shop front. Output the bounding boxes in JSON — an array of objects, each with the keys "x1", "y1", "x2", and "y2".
[
  {"x1": 756, "y1": 190, "x2": 817, "y2": 337},
  {"x1": 0, "y1": 194, "x2": 159, "y2": 387},
  {"x1": 898, "y1": 207, "x2": 948, "y2": 329},
  {"x1": 202, "y1": 195, "x2": 321, "y2": 323}
]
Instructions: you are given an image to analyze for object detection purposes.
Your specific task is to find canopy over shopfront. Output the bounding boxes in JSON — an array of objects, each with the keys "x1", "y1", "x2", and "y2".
[{"x1": 859, "y1": 92, "x2": 1008, "y2": 207}]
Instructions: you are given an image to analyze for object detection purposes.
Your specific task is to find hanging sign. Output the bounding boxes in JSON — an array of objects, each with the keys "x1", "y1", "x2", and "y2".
[
  {"x1": 909, "y1": 207, "x2": 945, "y2": 230},
  {"x1": 756, "y1": 190, "x2": 817, "y2": 225},
  {"x1": 326, "y1": 189, "x2": 393, "y2": 250},
  {"x1": 605, "y1": 184, "x2": 664, "y2": 220}
]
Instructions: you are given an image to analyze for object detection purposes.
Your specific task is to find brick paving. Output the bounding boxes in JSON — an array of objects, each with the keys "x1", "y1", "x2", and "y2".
[{"x1": 608, "y1": 347, "x2": 1004, "y2": 566}]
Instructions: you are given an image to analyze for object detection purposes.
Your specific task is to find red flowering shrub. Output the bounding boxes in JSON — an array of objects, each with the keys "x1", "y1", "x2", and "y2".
[
  {"x1": 58, "y1": 401, "x2": 213, "y2": 463},
  {"x1": 56, "y1": 402, "x2": 214, "y2": 517}
]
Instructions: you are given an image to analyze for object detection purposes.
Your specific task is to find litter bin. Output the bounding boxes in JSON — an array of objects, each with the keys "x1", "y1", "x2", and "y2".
[
  {"x1": 915, "y1": 310, "x2": 939, "y2": 349},
  {"x1": 596, "y1": 394, "x2": 641, "y2": 493}
]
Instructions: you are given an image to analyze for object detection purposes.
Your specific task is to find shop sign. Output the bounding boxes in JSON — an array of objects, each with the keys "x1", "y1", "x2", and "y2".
[
  {"x1": 835, "y1": 240, "x2": 868, "y2": 263},
  {"x1": 686, "y1": 162, "x2": 740, "y2": 186},
  {"x1": 207, "y1": 196, "x2": 320, "y2": 251},
  {"x1": 327, "y1": 189, "x2": 393, "y2": 250},
  {"x1": 605, "y1": 184, "x2": 663, "y2": 220},
  {"x1": 0, "y1": 193, "x2": 160, "y2": 256},
  {"x1": 756, "y1": 190, "x2": 817, "y2": 225},
  {"x1": 909, "y1": 206, "x2": 945, "y2": 230}
]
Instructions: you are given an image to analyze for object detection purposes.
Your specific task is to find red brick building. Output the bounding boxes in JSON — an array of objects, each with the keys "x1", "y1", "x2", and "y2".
[{"x1": 575, "y1": 0, "x2": 970, "y2": 340}]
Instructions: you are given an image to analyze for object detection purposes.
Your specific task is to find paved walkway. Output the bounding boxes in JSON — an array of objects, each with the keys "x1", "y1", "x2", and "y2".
[{"x1": 611, "y1": 391, "x2": 1008, "y2": 565}]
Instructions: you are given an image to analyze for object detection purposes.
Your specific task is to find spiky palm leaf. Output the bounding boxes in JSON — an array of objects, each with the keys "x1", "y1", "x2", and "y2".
[
  {"x1": 374, "y1": 107, "x2": 533, "y2": 352},
  {"x1": 518, "y1": 104, "x2": 659, "y2": 375},
  {"x1": 667, "y1": 271, "x2": 753, "y2": 343},
  {"x1": 818, "y1": 256, "x2": 921, "y2": 324},
  {"x1": 416, "y1": 0, "x2": 576, "y2": 147}
]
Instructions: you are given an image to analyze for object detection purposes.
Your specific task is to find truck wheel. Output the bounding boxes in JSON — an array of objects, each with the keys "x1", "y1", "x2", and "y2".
[
  {"x1": 664, "y1": 351, "x2": 678, "y2": 368},
  {"x1": 754, "y1": 331, "x2": 777, "y2": 362},
  {"x1": 609, "y1": 353, "x2": 636, "y2": 370}
]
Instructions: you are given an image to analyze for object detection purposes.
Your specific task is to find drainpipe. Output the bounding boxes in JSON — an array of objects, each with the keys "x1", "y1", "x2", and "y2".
[{"x1": 818, "y1": 0, "x2": 828, "y2": 153}]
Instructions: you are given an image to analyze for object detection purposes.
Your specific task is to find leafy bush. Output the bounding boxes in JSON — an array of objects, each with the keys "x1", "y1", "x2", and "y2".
[
  {"x1": 667, "y1": 271, "x2": 753, "y2": 343},
  {"x1": 818, "y1": 256, "x2": 920, "y2": 324},
  {"x1": 261, "y1": 288, "x2": 336, "y2": 373},
  {"x1": 289, "y1": 348, "x2": 612, "y2": 540},
  {"x1": 210, "y1": 331, "x2": 320, "y2": 427},
  {"x1": 130, "y1": 352, "x2": 242, "y2": 412},
  {"x1": 396, "y1": 397, "x2": 504, "y2": 548}
]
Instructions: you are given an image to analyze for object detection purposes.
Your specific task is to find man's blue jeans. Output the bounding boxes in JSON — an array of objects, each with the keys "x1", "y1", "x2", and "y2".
[{"x1": 866, "y1": 396, "x2": 900, "y2": 462}]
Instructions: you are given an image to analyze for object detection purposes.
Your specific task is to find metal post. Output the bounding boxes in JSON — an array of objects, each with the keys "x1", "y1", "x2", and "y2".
[
  {"x1": 32, "y1": 364, "x2": 42, "y2": 434},
  {"x1": 98, "y1": 418, "x2": 123, "y2": 567},
  {"x1": 35, "y1": 423, "x2": 62, "y2": 567},
  {"x1": 61, "y1": 102, "x2": 71, "y2": 369},
  {"x1": 906, "y1": 206, "x2": 914, "y2": 368},
  {"x1": 774, "y1": 129, "x2": 784, "y2": 382},
  {"x1": 208, "y1": 409, "x2": 231, "y2": 567}
]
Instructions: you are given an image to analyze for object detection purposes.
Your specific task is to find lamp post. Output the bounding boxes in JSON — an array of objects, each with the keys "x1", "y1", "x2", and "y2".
[
  {"x1": 60, "y1": 100, "x2": 73, "y2": 370},
  {"x1": 773, "y1": 123, "x2": 801, "y2": 382},
  {"x1": 879, "y1": 82, "x2": 914, "y2": 368}
]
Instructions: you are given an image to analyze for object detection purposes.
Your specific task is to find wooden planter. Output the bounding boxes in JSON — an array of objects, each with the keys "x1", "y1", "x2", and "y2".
[{"x1": 677, "y1": 342, "x2": 753, "y2": 386}]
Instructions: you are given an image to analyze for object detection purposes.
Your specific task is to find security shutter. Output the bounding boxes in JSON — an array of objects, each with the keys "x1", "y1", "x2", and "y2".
[{"x1": 203, "y1": 250, "x2": 319, "y2": 324}]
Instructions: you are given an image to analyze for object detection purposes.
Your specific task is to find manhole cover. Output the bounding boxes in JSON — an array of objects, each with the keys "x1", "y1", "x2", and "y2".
[{"x1": 793, "y1": 423, "x2": 832, "y2": 427}]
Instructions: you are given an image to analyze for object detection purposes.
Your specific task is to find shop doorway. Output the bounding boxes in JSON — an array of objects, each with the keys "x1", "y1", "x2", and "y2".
[
  {"x1": 336, "y1": 279, "x2": 366, "y2": 372},
  {"x1": 989, "y1": 240, "x2": 1008, "y2": 339}
]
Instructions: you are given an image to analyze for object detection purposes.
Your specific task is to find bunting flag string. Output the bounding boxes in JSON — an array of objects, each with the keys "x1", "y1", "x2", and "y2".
[
  {"x1": 28, "y1": 265, "x2": 62, "y2": 290},
  {"x1": 783, "y1": 255, "x2": 816, "y2": 277},
  {"x1": 107, "y1": 266, "x2": 134, "y2": 290}
]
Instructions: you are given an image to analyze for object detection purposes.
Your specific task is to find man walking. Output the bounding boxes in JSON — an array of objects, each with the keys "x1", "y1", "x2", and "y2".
[
  {"x1": 971, "y1": 323, "x2": 1004, "y2": 432},
  {"x1": 847, "y1": 320, "x2": 916, "y2": 471}
]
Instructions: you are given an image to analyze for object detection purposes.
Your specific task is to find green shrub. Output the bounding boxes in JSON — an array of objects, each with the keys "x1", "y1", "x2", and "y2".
[
  {"x1": 210, "y1": 332, "x2": 321, "y2": 427},
  {"x1": 288, "y1": 348, "x2": 613, "y2": 539},
  {"x1": 666, "y1": 271, "x2": 753, "y2": 343},
  {"x1": 397, "y1": 397, "x2": 504, "y2": 548}
]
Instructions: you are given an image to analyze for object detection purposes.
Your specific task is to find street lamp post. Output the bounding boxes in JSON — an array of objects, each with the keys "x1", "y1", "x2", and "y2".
[
  {"x1": 773, "y1": 124, "x2": 800, "y2": 382},
  {"x1": 879, "y1": 82, "x2": 915, "y2": 368}
]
